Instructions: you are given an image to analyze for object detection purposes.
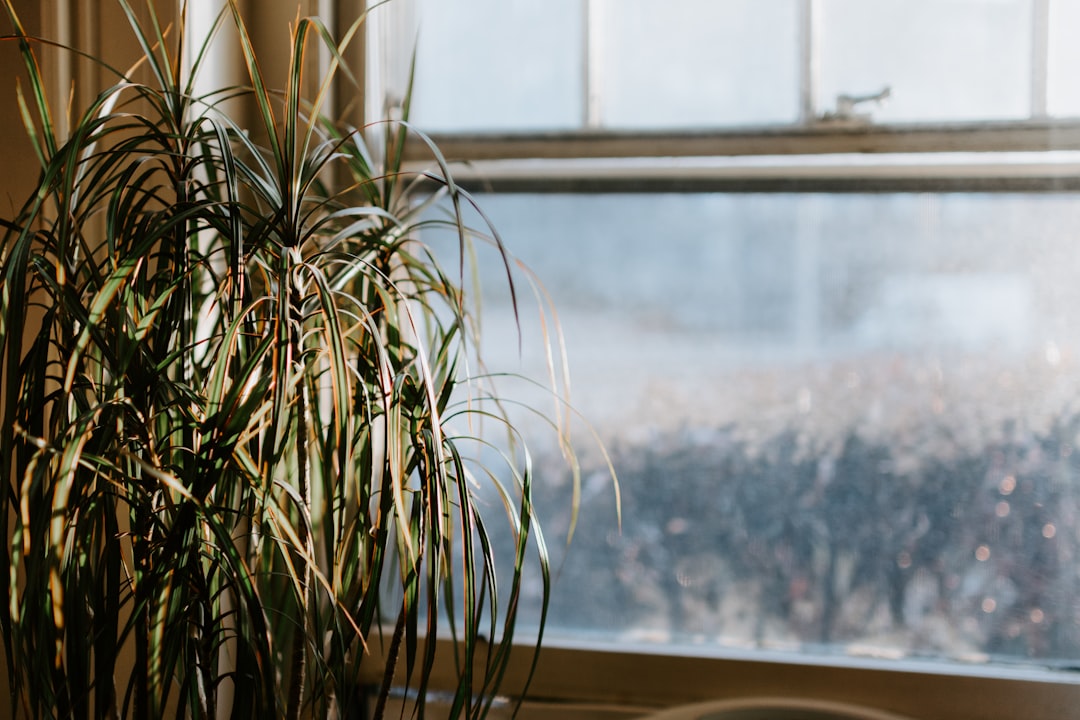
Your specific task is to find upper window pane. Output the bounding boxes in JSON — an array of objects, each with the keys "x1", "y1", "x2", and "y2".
[
  {"x1": 819, "y1": 0, "x2": 1033, "y2": 123},
  {"x1": 1048, "y1": 0, "x2": 1080, "y2": 117},
  {"x1": 598, "y1": 0, "x2": 801, "y2": 128},
  {"x1": 410, "y1": 0, "x2": 1056, "y2": 133},
  {"x1": 411, "y1": 0, "x2": 585, "y2": 131}
]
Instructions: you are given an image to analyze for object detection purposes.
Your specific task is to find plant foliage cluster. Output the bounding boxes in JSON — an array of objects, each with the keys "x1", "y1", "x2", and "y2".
[{"x1": 0, "y1": 2, "x2": 557, "y2": 717}]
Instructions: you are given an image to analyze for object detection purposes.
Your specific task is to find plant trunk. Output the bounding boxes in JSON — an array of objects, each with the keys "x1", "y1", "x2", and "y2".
[
  {"x1": 286, "y1": 282, "x2": 311, "y2": 720},
  {"x1": 132, "y1": 507, "x2": 150, "y2": 720},
  {"x1": 372, "y1": 608, "x2": 407, "y2": 720}
]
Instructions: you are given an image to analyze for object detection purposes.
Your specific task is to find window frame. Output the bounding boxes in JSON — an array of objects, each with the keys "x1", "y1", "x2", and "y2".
[{"x1": 377, "y1": 2, "x2": 1080, "y2": 717}]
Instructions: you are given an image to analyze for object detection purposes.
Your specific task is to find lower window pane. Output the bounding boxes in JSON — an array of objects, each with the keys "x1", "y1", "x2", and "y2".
[{"x1": 449, "y1": 192, "x2": 1080, "y2": 668}]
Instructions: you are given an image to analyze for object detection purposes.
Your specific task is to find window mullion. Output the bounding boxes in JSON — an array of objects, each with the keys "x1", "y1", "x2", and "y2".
[
  {"x1": 584, "y1": 0, "x2": 604, "y2": 129},
  {"x1": 799, "y1": 0, "x2": 821, "y2": 125},
  {"x1": 1032, "y1": 0, "x2": 1051, "y2": 118}
]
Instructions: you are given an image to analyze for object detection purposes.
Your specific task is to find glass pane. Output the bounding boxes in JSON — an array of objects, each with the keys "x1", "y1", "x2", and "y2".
[
  {"x1": 1048, "y1": 0, "x2": 1080, "y2": 117},
  {"x1": 439, "y1": 191, "x2": 1080, "y2": 669},
  {"x1": 819, "y1": 0, "x2": 1033, "y2": 122},
  {"x1": 411, "y1": 0, "x2": 585, "y2": 131},
  {"x1": 599, "y1": 0, "x2": 801, "y2": 128}
]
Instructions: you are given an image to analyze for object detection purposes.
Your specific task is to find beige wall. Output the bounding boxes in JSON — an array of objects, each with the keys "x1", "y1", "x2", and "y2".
[
  {"x1": 0, "y1": 3, "x2": 176, "y2": 716},
  {"x1": 0, "y1": 0, "x2": 40, "y2": 216}
]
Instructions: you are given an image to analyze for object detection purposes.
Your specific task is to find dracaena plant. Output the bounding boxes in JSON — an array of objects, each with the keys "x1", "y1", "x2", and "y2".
[{"x1": 0, "y1": 1, "x2": 574, "y2": 717}]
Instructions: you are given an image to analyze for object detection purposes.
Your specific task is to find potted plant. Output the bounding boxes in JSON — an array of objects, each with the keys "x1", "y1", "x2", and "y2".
[{"x1": 0, "y1": 1, "x2": 574, "y2": 717}]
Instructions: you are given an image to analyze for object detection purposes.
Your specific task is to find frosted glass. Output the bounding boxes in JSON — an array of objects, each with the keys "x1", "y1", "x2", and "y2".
[
  {"x1": 1048, "y1": 0, "x2": 1080, "y2": 117},
  {"x1": 412, "y1": 0, "x2": 585, "y2": 131},
  {"x1": 819, "y1": 0, "x2": 1033, "y2": 122},
  {"x1": 599, "y1": 0, "x2": 801, "y2": 128},
  {"x1": 431, "y1": 192, "x2": 1080, "y2": 667}
]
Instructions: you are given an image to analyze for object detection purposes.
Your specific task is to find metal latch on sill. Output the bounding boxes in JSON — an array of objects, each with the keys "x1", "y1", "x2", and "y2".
[{"x1": 821, "y1": 85, "x2": 891, "y2": 123}]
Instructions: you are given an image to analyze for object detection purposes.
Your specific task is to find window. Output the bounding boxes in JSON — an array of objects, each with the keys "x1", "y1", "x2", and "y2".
[{"x1": 375, "y1": 2, "x2": 1080, "y2": 716}]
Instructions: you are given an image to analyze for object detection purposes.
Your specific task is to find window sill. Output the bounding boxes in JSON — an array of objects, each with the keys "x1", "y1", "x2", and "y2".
[{"x1": 360, "y1": 636, "x2": 1080, "y2": 720}]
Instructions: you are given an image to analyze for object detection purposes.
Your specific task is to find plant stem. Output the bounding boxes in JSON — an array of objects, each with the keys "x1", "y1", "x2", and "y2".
[
  {"x1": 286, "y1": 279, "x2": 311, "y2": 720},
  {"x1": 372, "y1": 607, "x2": 407, "y2": 720},
  {"x1": 133, "y1": 507, "x2": 150, "y2": 720}
]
